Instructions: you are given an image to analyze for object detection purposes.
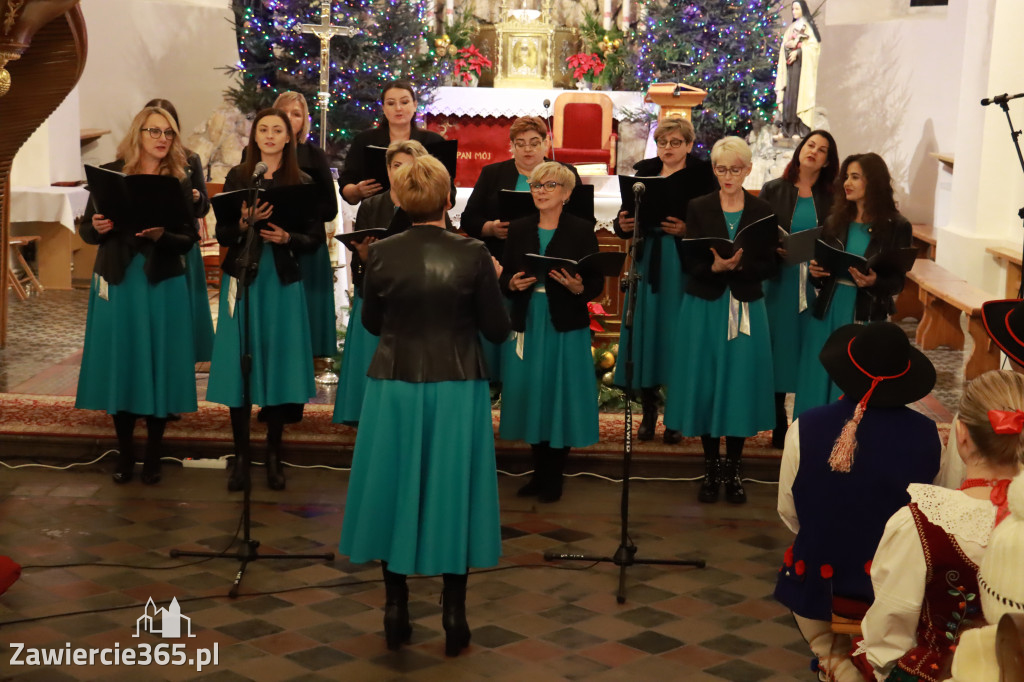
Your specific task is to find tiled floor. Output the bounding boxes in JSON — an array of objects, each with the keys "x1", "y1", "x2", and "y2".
[{"x1": 0, "y1": 289, "x2": 969, "y2": 680}]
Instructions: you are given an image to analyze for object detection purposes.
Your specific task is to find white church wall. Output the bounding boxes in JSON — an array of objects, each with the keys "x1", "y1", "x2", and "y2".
[{"x1": 77, "y1": 0, "x2": 239, "y2": 167}]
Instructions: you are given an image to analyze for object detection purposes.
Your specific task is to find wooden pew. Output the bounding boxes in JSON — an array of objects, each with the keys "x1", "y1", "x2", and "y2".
[
  {"x1": 911, "y1": 223, "x2": 937, "y2": 260},
  {"x1": 891, "y1": 224, "x2": 938, "y2": 321},
  {"x1": 986, "y1": 244, "x2": 1022, "y2": 299},
  {"x1": 909, "y1": 261, "x2": 1001, "y2": 380}
]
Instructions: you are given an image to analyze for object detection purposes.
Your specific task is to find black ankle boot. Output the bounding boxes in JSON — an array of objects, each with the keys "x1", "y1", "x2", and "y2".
[
  {"x1": 382, "y1": 564, "x2": 412, "y2": 650},
  {"x1": 723, "y1": 437, "x2": 747, "y2": 504},
  {"x1": 697, "y1": 435, "x2": 720, "y2": 503},
  {"x1": 663, "y1": 428, "x2": 683, "y2": 445},
  {"x1": 141, "y1": 417, "x2": 165, "y2": 485},
  {"x1": 111, "y1": 413, "x2": 136, "y2": 484},
  {"x1": 637, "y1": 388, "x2": 658, "y2": 441},
  {"x1": 441, "y1": 573, "x2": 470, "y2": 657},
  {"x1": 538, "y1": 446, "x2": 569, "y2": 503},
  {"x1": 517, "y1": 444, "x2": 545, "y2": 497}
]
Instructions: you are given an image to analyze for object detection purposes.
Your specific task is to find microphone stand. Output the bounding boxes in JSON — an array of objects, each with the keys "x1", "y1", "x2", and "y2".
[
  {"x1": 171, "y1": 175, "x2": 334, "y2": 598},
  {"x1": 988, "y1": 98, "x2": 1024, "y2": 296},
  {"x1": 544, "y1": 185, "x2": 705, "y2": 604}
]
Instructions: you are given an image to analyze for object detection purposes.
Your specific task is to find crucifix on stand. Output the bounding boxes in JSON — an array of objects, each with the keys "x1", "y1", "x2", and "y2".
[{"x1": 300, "y1": 2, "x2": 358, "y2": 150}]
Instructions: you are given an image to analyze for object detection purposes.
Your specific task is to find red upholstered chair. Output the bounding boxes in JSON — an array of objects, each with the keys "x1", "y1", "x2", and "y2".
[{"x1": 552, "y1": 92, "x2": 617, "y2": 174}]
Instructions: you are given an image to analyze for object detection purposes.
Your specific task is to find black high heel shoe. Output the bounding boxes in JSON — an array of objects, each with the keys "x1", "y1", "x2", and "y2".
[
  {"x1": 441, "y1": 574, "x2": 470, "y2": 657},
  {"x1": 112, "y1": 450, "x2": 135, "y2": 484},
  {"x1": 382, "y1": 565, "x2": 411, "y2": 650}
]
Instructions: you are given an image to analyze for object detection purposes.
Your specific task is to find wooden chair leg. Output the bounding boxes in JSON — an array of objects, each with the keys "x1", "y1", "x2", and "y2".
[
  {"x1": 12, "y1": 248, "x2": 43, "y2": 293},
  {"x1": 967, "y1": 315, "x2": 1002, "y2": 380},
  {"x1": 7, "y1": 269, "x2": 28, "y2": 301}
]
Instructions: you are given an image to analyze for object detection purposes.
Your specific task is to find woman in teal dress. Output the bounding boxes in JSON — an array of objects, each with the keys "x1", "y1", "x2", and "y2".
[
  {"x1": 498, "y1": 162, "x2": 603, "y2": 503},
  {"x1": 145, "y1": 98, "x2": 215, "y2": 363},
  {"x1": 664, "y1": 137, "x2": 779, "y2": 505},
  {"x1": 275, "y1": 91, "x2": 339, "y2": 358},
  {"x1": 793, "y1": 152, "x2": 913, "y2": 417},
  {"x1": 759, "y1": 130, "x2": 838, "y2": 446},
  {"x1": 338, "y1": 155, "x2": 511, "y2": 657},
  {"x1": 76, "y1": 105, "x2": 199, "y2": 485},
  {"x1": 333, "y1": 140, "x2": 430, "y2": 425},
  {"x1": 206, "y1": 108, "x2": 320, "y2": 491},
  {"x1": 612, "y1": 117, "x2": 717, "y2": 444}
]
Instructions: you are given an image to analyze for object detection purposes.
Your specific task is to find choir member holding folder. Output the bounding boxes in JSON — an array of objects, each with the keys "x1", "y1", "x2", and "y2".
[
  {"x1": 498, "y1": 162, "x2": 604, "y2": 503},
  {"x1": 76, "y1": 106, "x2": 199, "y2": 485},
  {"x1": 338, "y1": 80, "x2": 446, "y2": 205},
  {"x1": 206, "y1": 108, "x2": 321, "y2": 492},
  {"x1": 144, "y1": 98, "x2": 215, "y2": 364},
  {"x1": 611, "y1": 117, "x2": 716, "y2": 444},
  {"x1": 274, "y1": 91, "x2": 340, "y2": 359},
  {"x1": 758, "y1": 130, "x2": 838, "y2": 447},
  {"x1": 333, "y1": 140, "x2": 432, "y2": 426},
  {"x1": 793, "y1": 152, "x2": 913, "y2": 418},
  {"x1": 664, "y1": 137, "x2": 779, "y2": 505}
]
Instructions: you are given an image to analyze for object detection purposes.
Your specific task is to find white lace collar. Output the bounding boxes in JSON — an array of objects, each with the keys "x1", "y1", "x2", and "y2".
[{"x1": 908, "y1": 483, "x2": 997, "y2": 546}]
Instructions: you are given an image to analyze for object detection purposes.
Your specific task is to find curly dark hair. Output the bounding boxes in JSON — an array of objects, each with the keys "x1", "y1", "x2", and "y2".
[
  {"x1": 823, "y1": 152, "x2": 898, "y2": 241},
  {"x1": 781, "y1": 129, "x2": 839, "y2": 194}
]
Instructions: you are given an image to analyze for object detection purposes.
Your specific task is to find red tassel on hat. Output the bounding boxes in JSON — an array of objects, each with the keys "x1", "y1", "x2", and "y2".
[{"x1": 828, "y1": 338, "x2": 910, "y2": 473}]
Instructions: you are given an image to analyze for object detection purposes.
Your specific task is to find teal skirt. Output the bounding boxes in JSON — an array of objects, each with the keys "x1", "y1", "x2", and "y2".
[
  {"x1": 299, "y1": 243, "x2": 337, "y2": 357},
  {"x1": 206, "y1": 243, "x2": 316, "y2": 408},
  {"x1": 499, "y1": 291, "x2": 598, "y2": 448},
  {"x1": 763, "y1": 263, "x2": 813, "y2": 393},
  {"x1": 339, "y1": 378, "x2": 502, "y2": 575},
  {"x1": 184, "y1": 244, "x2": 214, "y2": 363},
  {"x1": 793, "y1": 284, "x2": 858, "y2": 417},
  {"x1": 333, "y1": 292, "x2": 379, "y2": 425},
  {"x1": 76, "y1": 254, "x2": 197, "y2": 417},
  {"x1": 663, "y1": 293, "x2": 775, "y2": 437},
  {"x1": 613, "y1": 232, "x2": 684, "y2": 389}
]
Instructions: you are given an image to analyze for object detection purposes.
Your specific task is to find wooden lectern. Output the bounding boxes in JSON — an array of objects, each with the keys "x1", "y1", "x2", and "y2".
[
  {"x1": 0, "y1": 1, "x2": 86, "y2": 347},
  {"x1": 644, "y1": 83, "x2": 708, "y2": 122}
]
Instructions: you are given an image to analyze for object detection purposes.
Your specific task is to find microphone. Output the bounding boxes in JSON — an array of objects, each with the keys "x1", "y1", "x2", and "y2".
[
  {"x1": 633, "y1": 182, "x2": 646, "y2": 198},
  {"x1": 981, "y1": 92, "x2": 1024, "y2": 107},
  {"x1": 543, "y1": 98, "x2": 551, "y2": 109},
  {"x1": 251, "y1": 161, "x2": 269, "y2": 181}
]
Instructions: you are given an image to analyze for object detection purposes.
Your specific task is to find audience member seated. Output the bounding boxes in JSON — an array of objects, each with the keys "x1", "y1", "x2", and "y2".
[{"x1": 775, "y1": 321, "x2": 941, "y2": 682}]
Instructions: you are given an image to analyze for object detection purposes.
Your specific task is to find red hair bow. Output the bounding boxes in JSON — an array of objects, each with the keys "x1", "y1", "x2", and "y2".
[{"x1": 988, "y1": 409, "x2": 1024, "y2": 434}]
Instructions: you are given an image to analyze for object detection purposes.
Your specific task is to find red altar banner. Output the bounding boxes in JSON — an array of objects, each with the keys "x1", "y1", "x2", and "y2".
[{"x1": 425, "y1": 114, "x2": 517, "y2": 187}]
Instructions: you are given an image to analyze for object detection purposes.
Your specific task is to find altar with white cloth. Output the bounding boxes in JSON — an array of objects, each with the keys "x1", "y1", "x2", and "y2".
[
  {"x1": 9, "y1": 186, "x2": 92, "y2": 290},
  {"x1": 423, "y1": 86, "x2": 651, "y2": 186}
]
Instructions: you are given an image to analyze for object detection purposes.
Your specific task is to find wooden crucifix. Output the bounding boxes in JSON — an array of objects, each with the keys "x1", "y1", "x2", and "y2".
[{"x1": 300, "y1": 2, "x2": 358, "y2": 149}]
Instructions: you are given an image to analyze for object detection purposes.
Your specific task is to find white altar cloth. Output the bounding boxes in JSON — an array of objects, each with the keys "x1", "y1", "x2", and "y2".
[
  {"x1": 424, "y1": 86, "x2": 649, "y2": 120},
  {"x1": 10, "y1": 186, "x2": 90, "y2": 232}
]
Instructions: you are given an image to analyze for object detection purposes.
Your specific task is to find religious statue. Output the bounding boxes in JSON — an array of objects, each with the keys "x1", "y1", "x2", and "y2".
[{"x1": 774, "y1": 0, "x2": 820, "y2": 140}]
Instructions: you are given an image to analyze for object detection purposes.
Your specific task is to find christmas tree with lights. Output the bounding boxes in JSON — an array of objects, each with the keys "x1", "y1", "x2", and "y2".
[
  {"x1": 226, "y1": 0, "x2": 441, "y2": 155},
  {"x1": 633, "y1": 0, "x2": 781, "y2": 153}
]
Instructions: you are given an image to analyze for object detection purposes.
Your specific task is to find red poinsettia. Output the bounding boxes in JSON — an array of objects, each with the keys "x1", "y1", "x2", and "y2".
[
  {"x1": 453, "y1": 45, "x2": 493, "y2": 84},
  {"x1": 587, "y1": 301, "x2": 607, "y2": 332},
  {"x1": 566, "y1": 52, "x2": 605, "y2": 81}
]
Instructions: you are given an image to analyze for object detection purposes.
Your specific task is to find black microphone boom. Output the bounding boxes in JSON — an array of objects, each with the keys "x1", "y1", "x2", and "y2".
[
  {"x1": 251, "y1": 161, "x2": 269, "y2": 181},
  {"x1": 981, "y1": 92, "x2": 1024, "y2": 107}
]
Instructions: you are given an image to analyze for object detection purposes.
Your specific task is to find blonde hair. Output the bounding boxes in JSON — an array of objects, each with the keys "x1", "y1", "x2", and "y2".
[
  {"x1": 528, "y1": 161, "x2": 576, "y2": 189},
  {"x1": 118, "y1": 107, "x2": 187, "y2": 179},
  {"x1": 385, "y1": 139, "x2": 429, "y2": 166},
  {"x1": 273, "y1": 91, "x2": 310, "y2": 143},
  {"x1": 958, "y1": 370, "x2": 1024, "y2": 467},
  {"x1": 391, "y1": 155, "x2": 450, "y2": 222},
  {"x1": 710, "y1": 136, "x2": 752, "y2": 167},
  {"x1": 654, "y1": 117, "x2": 696, "y2": 145},
  {"x1": 509, "y1": 116, "x2": 548, "y2": 141}
]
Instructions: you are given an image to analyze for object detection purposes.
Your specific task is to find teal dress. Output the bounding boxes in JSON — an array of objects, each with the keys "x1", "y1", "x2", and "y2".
[
  {"x1": 299, "y1": 242, "x2": 338, "y2": 357},
  {"x1": 206, "y1": 242, "x2": 316, "y2": 408},
  {"x1": 76, "y1": 254, "x2": 198, "y2": 417},
  {"x1": 612, "y1": 223, "x2": 685, "y2": 389},
  {"x1": 183, "y1": 244, "x2": 215, "y2": 363},
  {"x1": 763, "y1": 196, "x2": 817, "y2": 393},
  {"x1": 662, "y1": 211, "x2": 775, "y2": 438},
  {"x1": 332, "y1": 291, "x2": 379, "y2": 425},
  {"x1": 478, "y1": 173, "x2": 529, "y2": 383},
  {"x1": 338, "y1": 378, "x2": 502, "y2": 575},
  {"x1": 792, "y1": 222, "x2": 872, "y2": 417},
  {"x1": 499, "y1": 228, "x2": 599, "y2": 448}
]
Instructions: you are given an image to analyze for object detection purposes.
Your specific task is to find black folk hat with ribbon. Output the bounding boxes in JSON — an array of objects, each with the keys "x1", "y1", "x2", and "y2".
[
  {"x1": 981, "y1": 298, "x2": 1024, "y2": 368},
  {"x1": 818, "y1": 322, "x2": 936, "y2": 472}
]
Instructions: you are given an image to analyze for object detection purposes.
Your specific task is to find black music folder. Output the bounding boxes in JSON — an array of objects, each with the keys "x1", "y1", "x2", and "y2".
[
  {"x1": 779, "y1": 226, "x2": 823, "y2": 265},
  {"x1": 678, "y1": 214, "x2": 779, "y2": 269},
  {"x1": 210, "y1": 183, "x2": 321, "y2": 234},
  {"x1": 617, "y1": 175, "x2": 681, "y2": 229},
  {"x1": 524, "y1": 251, "x2": 627, "y2": 279},
  {"x1": 813, "y1": 241, "x2": 918, "y2": 280},
  {"x1": 364, "y1": 139, "x2": 459, "y2": 190},
  {"x1": 334, "y1": 228, "x2": 389, "y2": 252},
  {"x1": 84, "y1": 164, "x2": 192, "y2": 234}
]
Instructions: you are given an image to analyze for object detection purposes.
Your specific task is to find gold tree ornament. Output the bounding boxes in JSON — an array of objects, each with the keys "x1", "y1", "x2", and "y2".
[{"x1": 0, "y1": 52, "x2": 17, "y2": 97}]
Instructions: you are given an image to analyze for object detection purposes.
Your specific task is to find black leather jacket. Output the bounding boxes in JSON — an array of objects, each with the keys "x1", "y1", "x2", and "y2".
[
  {"x1": 363, "y1": 225, "x2": 511, "y2": 382},
  {"x1": 758, "y1": 177, "x2": 832, "y2": 233}
]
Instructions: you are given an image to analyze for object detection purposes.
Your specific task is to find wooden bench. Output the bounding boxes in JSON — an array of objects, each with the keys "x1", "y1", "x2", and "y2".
[
  {"x1": 911, "y1": 223, "x2": 937, "y2": 260},
  {"x1": 909, "y1": 262, "x2": 1001, "y2": 380},
  {"x1": 987, "y1": 244, "x2": 1022, "y2": 299},
  {"x1": 895, "y1": 259, "x2": 963, "y2": 321}
]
